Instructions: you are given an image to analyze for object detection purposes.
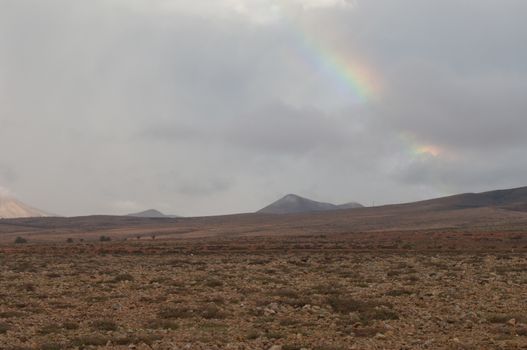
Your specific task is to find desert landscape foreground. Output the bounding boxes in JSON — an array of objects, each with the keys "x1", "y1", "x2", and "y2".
[
  {"x1": 1, "y1": 237, "x2": 527, "y2": 350},
  {"x1": 1, "y1": 187, "x2": 527, "y2": 349}
]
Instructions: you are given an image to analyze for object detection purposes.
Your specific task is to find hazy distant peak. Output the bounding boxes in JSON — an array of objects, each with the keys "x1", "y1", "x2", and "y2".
[
  {"x1": 127, "y1": 209, "x2": 166, "y2": 218},
  {"x1": 127, "y1": 209, "x2": 180, "y2": 218},
  {"x1": 0, "y1": 195, "x2": 49, "y2": 219},
  {"x1": 337, "y1": 202, "x2": 364, "y2": 209}
]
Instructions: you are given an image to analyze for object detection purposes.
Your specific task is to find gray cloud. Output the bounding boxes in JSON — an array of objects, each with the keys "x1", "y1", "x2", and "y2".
[
  {"x1": 144, "y1": 103, "x2": 357, "y2": 156},
  {"x1": 0, "y1": 165, "x2": 17, "y2": 184},
  {"x1": 1, "y1": 0, "x2": 526, "y2": 216},
  {"x1": 226, "y1": 103, "x2": 349, "y2": 155}
]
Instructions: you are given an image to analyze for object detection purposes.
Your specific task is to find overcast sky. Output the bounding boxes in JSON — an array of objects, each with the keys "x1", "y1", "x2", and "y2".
[{"x1": 1, "y1": 0, "x2": 526, "y2": 216}]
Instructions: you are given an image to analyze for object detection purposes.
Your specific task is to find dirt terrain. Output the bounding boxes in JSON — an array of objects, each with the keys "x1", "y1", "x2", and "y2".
[
  {"x1": 1, "y1": 187, "x2": 527, "y2": 349},
  {"x1": 3, "y1": 186, "x2": 527, "y2": 245},
  {"x1": 1, "y1": 235, "x2": 527, "y2": 350},
  {"x1": 1, "y1": 205, "x2": 527, "y2": 246}
]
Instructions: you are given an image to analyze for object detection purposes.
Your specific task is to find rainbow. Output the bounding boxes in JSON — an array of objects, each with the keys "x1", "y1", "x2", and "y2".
[
  {"x1": 413, "y1": 145, "x2": 442, "y2": 157},
  {"x1": 295, "y1": 34, "x2": 377, "y2": 103},
  {"x1": 284, "y1": 11, "x2": 441, "y2": 158},
  {"x1": 399, "y1": 133, "x2": 444, "y2": 158},
  {"x1": 282, "y1": 9, "x2": 379, "y2": 104}
]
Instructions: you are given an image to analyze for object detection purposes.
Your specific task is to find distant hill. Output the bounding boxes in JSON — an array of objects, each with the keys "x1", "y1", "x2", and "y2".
[
  {"x1": 396, "y1": 186, "x2": 527, "y2": 212},
  {"x1": 2, "y1": 186, "x2": 527, "y2": 244},
  {"x1": 127, "y1": 209, "x2": 179, "y2": 218},
  {"x1": 258, "y1": 194, "x2": 363, "y2": 214},
  {"x1": 337, "y1": 202, "x2": 366, "y2": 210},
  {"x1": 0, "y1": 195, "x2": 49, "y2": 219}
]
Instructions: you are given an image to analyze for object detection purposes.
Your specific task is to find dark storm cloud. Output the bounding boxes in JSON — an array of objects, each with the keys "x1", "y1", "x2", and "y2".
[{"x1": 1, "y1": 0, "x2": 526, "y2": 216}]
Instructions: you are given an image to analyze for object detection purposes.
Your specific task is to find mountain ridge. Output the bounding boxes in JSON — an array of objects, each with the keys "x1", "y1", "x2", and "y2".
[
  {"x1": 2, "y1": 185, "x2": 527, "y2": 244},
  {"x1": 127, "y1": 209, "x2": 179, "y2": 218},
  {"x1": 0, "y1": 195, "x2": 49, "y2": 219},
  {"x1": 258, "y1": 194, "x2": 363, "y2": 214},
  {"x1": 388, "y1": 185, "x2": 527, "y2": 212}
]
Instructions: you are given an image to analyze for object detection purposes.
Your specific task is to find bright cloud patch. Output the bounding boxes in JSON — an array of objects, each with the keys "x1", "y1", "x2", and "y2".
[{"x1": 114, "y1": 0, "x2": 351, "y2": 22}]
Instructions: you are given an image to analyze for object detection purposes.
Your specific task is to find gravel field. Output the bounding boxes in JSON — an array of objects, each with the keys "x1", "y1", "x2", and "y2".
[{"x1": 1, "y1": 240, "x2": 526, "y2": 350}]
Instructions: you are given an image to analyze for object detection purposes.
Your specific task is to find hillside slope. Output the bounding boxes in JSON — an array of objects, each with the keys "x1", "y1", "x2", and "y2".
[
  {"x1": 2, "y1": 186, "x2": 527, "y2": 243},
  {"x1": 0, "y1": 195, "x2": 48, "y2": 219},
  {"x1": 258, "y1": 194, "x2": 363, "y2": 214}
]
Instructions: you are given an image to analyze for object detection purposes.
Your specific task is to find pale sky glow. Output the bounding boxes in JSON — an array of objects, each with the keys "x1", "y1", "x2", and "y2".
[
  {"x1": 185, "y1": 0, "x2": 349, "y2": 13},
  {"x1": 111, "y1": 0, "x2": 352, "y2": 23},
  {"x1": 1, "y1": 0, "x2": 526, "y2": 216}
]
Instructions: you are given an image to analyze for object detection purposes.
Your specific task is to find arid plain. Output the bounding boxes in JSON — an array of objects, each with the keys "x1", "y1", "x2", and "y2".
[{"x1": 1, "y1": 188, "x2": 527, "y2": 349}]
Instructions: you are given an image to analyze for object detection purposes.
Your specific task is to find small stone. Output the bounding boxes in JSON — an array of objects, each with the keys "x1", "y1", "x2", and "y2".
[
  {"x1": 507, "y1": 318, "x2": 516, "y2": 326},
  {"x1": 264, "y1": 308, "x2": 276, "y2": 315},
  {"x1": 348, "y1": 312, "x2": 361, "y2": 323},
  {"x1": 268, "y1": 302, "x2": 279, "y2": 311}
]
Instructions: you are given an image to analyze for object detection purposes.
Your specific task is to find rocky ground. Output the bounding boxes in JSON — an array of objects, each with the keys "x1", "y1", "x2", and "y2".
[{"x1": 0, "y1": 240, "x2": 526, "y2": 350}]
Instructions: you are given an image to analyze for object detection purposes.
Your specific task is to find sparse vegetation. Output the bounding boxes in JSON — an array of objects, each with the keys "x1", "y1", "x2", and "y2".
[
  {"x1": 71, "y1": 335, "x2": 109, "y2": 347},
  {"x1": 39, "y1": 343, "x2": 62, "y2": 350},
  {"x1": 0, "y1": 311, "x2": 24, "y2": 318},
  {"x1": 0, "y1": 238, "x2": 526, "y2": 348},
  {"x1": 283, "y1": 344, "x2": 305, "y2": 350},
  {"x1": 487, "y1": 313, "x2": 527, "y2": 324},
  {"x1": 159, "y1": 306, "x2": 193, "y2": 319},
  {"x1": 0, "y1": 322, "x2": 10, "y2": 334},
  {"x1": 145, "y1": 319, "x2": 179, "y2": 330},
  {"x1": 91, "y1": 319, "x2": 118, "y2": 331},
  {"x1": 199, "y1": 304, "x2": 227, "y2": 319},
  {"x1": 204, "y1": 278, "x2": 223, "y2": 287},
  {"x1": 14, "y1": 236, "x2": 27, "y2": 244},
  {"x1": 62, "y1": 321, "x2": 79, "y2": 330},
  {"x1": 38, "y1": 324, "x2": 62, "y2": 335},
  {"x1": 386, "y1": 289, "x2": 413, "y2": 297},
  {"x1": 111, "y1": 273, "x2": 134, "y2": 282}
]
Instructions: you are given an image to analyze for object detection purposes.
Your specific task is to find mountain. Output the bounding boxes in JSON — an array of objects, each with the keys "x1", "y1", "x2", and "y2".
[
  {"x1": 0, "y1": 195, "x2": 49, "y2": 219},
  {"x1": 396, "y1": 186, "x2": 527, "y2": 212},
  {"x1": 2, "y1": 185, "x2": 527, "y2": 244},
  {"x1": 336, "y1": 202, "x2": 365, "y2": 210},
  {"x1": 258, "y1": 194, "x2": 363, "y2": 214},
  {"x1": 127, "y1": 209, "x2": 179, "y2": 218}
]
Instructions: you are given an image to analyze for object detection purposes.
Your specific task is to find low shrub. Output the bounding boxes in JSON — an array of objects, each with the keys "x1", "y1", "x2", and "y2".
[
  {"x1": 0, "y1": 322, "x2": 10, "y2": 334},
  {"x1": 71, "y1": 335, "x2": 109, "y2": 347},
  {"x1": 111, "y1": 273, "x2": 134, "y2": 283},
  {"x1": 14, "y1": 237, "x2": 27, "y2": 244},
  {"x1": 91, "y1": 319, "x2": 118, "y2": 331}
]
